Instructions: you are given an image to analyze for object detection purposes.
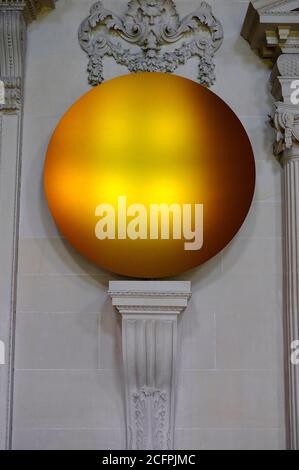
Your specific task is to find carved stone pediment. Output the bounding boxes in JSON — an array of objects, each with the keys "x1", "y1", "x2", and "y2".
[
  {"x1": 241, "y1": 0, "x2": 299, "y2": 58},
  {"x1": 78, "y1": 0, "x2": 223, "y2": 87}
]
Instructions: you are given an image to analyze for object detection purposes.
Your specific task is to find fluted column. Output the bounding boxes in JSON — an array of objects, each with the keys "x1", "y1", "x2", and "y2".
[
  {"x1": 271, "y1": 57, "x2": 299, "y2": 447},
  {"x1": 241, "y1": 1, "x2": 299, "y2": 450},
  {"x1": 0, "y1": 5, "x2": 26, "y2": 451},
  {"x1": 0, "y1": 0, "x2": 57, "y2": 450},
  {"x1": 282, "y1": 149, "x2": 299, "y2": 449},
  {"x1": 109, "y1": 281, "x2": 191, "y2": 450}
]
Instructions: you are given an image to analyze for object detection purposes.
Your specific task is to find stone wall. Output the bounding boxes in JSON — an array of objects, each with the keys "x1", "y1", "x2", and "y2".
[{"x1": 12, "y1": 0, "x2": 285, "y2": 450}]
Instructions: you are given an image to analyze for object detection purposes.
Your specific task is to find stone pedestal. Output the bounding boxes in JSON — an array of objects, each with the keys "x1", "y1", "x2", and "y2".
[{"x1": 109, "y1": 281, "x2": 191, "y2": 450}]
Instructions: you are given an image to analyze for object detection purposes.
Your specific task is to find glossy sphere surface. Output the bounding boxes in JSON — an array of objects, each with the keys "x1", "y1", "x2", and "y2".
[{"x1": 44, "y1": 73, "x2": 255, "y2": 278}]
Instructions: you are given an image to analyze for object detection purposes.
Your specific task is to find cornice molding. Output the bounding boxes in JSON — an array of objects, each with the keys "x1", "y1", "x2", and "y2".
[
  {"x1": 78, "y1": 0, "x2": 223, "y2": 87},
  {"x1": 241, "y1": 0, "x2": 299, "y2": 58},
  {"x1": 109, "y1": 280, "x2": 192, "y2": 316},
  {"x1": 0, "y1": 0, "x2": 56, "y2": 23}
]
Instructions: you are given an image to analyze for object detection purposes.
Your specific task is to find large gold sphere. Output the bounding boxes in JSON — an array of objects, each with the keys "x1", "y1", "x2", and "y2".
[{"x1": 44, "y1": 72, "x2": 255, "y2": 278}]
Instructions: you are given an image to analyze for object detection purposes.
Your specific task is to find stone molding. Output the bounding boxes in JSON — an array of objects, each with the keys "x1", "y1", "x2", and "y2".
[
  {"x1": 0, "y1": 0, "x2": 55, "y2": 23},
  {"x1": 241, "y1": 0, "x2": 299, "y2": 58},
  {"x1": 78, "y1": 0, "x2": 223, "y2": 87},
  {"x1": 109, "y1": 281, "x2": 191, "y2": 450}
]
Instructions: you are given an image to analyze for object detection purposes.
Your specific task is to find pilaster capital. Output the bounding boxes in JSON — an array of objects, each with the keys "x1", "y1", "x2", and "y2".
[
  {"x1": 0, "y1": 1, "x2": 57, "y2": 112},
  {"x1": 270, "y1": 53, "x2": 299, "y2": 161},
  {"x1": 271, "y1": 102, "x2": 299, "y2": 161},
  {"x1": 271, "y1": 54, "x2": 299, "y2": 98},
  {"x1": 0, "y1": 1, "x2": 56, "y2": 23},
  {"x1": 109, "y1": 281, "x2": 191, "y2": 316},
  {"x1": 242, "y1": 2, "x2": 299, "y2": 161},
  {"x1": 0, "y1": 9, "x2": 25, "y2": 112}
]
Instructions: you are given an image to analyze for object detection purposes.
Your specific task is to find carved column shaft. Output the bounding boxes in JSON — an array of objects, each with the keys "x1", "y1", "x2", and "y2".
[
  {"x1": 0, "y1": 5, "x2": 26, "y2": 450},
  {"x1": 282, "y1": 148, "x2": 299, "y2": 448},
  {"x1": 0, "y1": 0, "x2": 56, "y2": 450},
  {"x1": 272, "y1": 60, "x2": 299, "y2": 449},
  {"x1": 109, "y1": 281, "x2": 191, "y2": 450},
  {"x1": 242, "y1": 2, "x2": 299, "y2": 450}
]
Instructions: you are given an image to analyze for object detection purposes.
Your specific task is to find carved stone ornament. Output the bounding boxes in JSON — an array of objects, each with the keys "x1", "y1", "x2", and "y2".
[
  {"x1": 0, "y1": 7, "x2": 25, "y2": 113},
  {"x1": 269, "y1": 53, "x2": 299, "y2": 162},
  {"x1": 109, "y1": 281, "x2": 191, "y2": 450},
  {"x1": 78, "y1": 0, "x2": 223, "y2": 87},
  {"x1": 132, "y1": 387, "x2": 168, "y2": 450},
  {"x1": 241, "y1": 0, "x2": 299, "y2": 59},
  {"x1": 271, "y1": 104, "x2": 299, "y2": 158},
  {"x1": 0, "y1": 0, "x2": 56, "y2": 23},
  {"x1": 0, "y1": 77, "x2": 22, "y2": 111}
]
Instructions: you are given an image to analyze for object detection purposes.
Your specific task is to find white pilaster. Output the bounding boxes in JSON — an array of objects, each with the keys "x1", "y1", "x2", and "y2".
[
  {"x1": 242, "y1": 0, "x2": 299, "y2": 450},
  {"x1": 272, "y1": 57, "x2": 299, "y2": 448},
  {"x1": 0, "y1": 0, "x2": 57, "y2": 450},
  {"x1": 109, "y1": 281, "x2": 191, "y2": 450},
  {"x1": 0, "y1": 4, "x2": 26, "y2": 451}
]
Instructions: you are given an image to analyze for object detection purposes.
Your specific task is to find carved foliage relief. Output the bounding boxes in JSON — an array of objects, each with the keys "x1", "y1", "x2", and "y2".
[
  {"x1": 132, "y1": 387, "x2": 169, "y2": 450},
  {"x1": 78, "y1": 0, "x2": 223, "y2": 87}
]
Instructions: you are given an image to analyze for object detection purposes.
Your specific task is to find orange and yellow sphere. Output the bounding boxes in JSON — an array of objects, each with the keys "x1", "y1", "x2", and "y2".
[{"x1": 44, "y1": 72, "x2": 255, "y2": 278}]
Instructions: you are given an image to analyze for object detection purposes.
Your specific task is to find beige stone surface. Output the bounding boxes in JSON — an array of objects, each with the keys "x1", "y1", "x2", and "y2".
[{"x1": 13, "y1": 0, "x2": 286, "y2": 450}]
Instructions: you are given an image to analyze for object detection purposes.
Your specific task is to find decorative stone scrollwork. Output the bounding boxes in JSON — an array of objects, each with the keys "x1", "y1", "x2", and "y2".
[
  {"x1": 271, "y1": 105, "x2": 299, "y2": 158},
  {"x1": 0, "y1": 77, "x2": 22, "y2": 112},
  {"x1": 132, "y1": 387, "x2": 168, "y2": 450},
  {"x1": 0, "y1": 7, "x2": 25, "y2": 113},
  {"x1": 270, "y1": 53, "x2": 299, "y2": 163},
  {"x1": 78, "y1": 0, "x2": 223, "y2": 87}
]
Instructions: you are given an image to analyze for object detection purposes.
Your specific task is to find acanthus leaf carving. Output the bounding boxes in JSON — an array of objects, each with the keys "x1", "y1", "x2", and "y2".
[
  {"x1": 78, "y1": 0, "x2": 223, "y2": 87},
  {"x1": 271, "y1": 104, "x2": 299, "y2": 160},
  {"x1": 0, "y1": 77, "x2": 22, "y2": 112},
  {"x1": 133, "y1": 387, "x2": 168, "y2": 450}
]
